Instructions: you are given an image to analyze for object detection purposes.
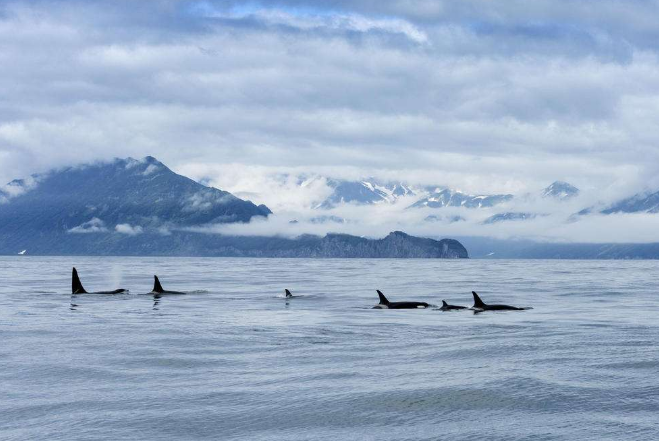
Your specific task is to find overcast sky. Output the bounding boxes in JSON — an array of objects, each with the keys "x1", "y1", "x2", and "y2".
[{"x1": 1, "y1": 1, "x2": 659, "y2": 225}]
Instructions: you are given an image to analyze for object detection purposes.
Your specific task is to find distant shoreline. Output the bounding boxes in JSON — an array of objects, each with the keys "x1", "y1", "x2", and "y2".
[{"x1": 2, "y1": 254, "x2": 658, "y2": 260}]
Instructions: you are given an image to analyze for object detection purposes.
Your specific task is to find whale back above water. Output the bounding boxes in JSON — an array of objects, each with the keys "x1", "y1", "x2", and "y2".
[
  {"x1": 373, "y1": 290, "x2": 429, "y2": 309},
  {"x1": 440, "y1": 300, "x2": 468, "y2": 311},
  {"x1": 72, "y1": 267, "x2": 127, "y2": 294},
  {"x1": 471, "y1": 291, "x2": 529, "y2": 311}
]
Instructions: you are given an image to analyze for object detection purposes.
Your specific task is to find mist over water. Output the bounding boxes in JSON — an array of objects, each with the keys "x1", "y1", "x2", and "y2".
[{"x1": 1, "y1": 257, "x2": 659, "y2": 440}]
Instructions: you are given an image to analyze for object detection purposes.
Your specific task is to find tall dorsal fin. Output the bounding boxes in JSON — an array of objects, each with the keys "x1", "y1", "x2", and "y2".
[
  {"x1": 153, "y1": 276, "x2": 164, "y2": 293},
  {"x1": 442, "y1": 300, "x2": 449, "y2": 307},
  {"x1": 285, "y1": 289, "x2": 292, "y2": 298},
  {"x1": 472, "y1": 291, "x2": 486, "y2": 308},
  {"x1": 72, "y1": 267, "x2": 87, "y2": 294},
  {"x1": 376, "y1": 290, "x2": 389, "y2": 305}
]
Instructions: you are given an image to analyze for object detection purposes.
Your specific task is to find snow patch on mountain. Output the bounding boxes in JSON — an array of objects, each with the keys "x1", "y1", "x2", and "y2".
[{"x1": 411, "y1": 188, "x2": 513, "y2": 209}]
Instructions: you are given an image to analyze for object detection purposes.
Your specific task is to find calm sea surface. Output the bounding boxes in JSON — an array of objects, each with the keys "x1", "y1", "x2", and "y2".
[{"x1": 1, "y1": 257, "x2": 659, "y2": 440}]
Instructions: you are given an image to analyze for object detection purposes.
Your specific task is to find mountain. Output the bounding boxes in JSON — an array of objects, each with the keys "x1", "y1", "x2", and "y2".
[
  {"x1": 0, "y1": 228, "x2": 468, "y2": 258},
  {"x1": 602, "y1": 190, "x2": 659, "y2": 214},
  {"x1": 312, "y1": 178, "x2": 583, "y2": 212},
  {"x1": 304, "y1": 231, "x2": 468, "y2": 258},
  {"x1": 0, "y1": 156, "x2": 271, "y2": 252},
  {"x1": 411, "y1": 188, "x2": 513, "y2": 209},
  {"x1": 317, "y1": 179, "x2": 414, "y2": 209},
  {"x1": 542, "y1": 181, "x2": 579, "y2": 200},
  {"x1": 241, "y1": 231, "x2": 468, "y2": 258},
  {"x1": 314, "y1": 177, "x2": 512, "y2": 210},
  {"x1": 573, "y1": 187, "x2": 659, "y2": 217},
  {"x1": 0, "y1": 158, "x2": 469, "y2": 257},
  {"x1": 475, "y1": 182, "x2": 578, "y2": 224}
]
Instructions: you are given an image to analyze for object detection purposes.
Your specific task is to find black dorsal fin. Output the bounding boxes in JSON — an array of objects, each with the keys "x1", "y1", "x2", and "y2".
[
  {"x1": 442, "y1": 300, "x2": 449, "y2": 307},
  {"x1": 472, "y1": 291, "x2": 486, "y2": 308},
  {"x1": 153, "y1": 276, "x2": 164, "y2": 293},
  {"x1": 285, "y1": 289, "x2": 292, "y2": 298},
  {"x1": 377, "y1": 290, "x2": 389, "y2": 305},
  {"x1": 72, "y1": 267, "x2": 87, "y2": 294}
]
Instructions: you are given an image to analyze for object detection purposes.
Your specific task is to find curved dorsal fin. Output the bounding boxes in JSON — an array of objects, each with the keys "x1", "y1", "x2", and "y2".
[
  {"x1": 442, "y1": 300, "x2": 449, "y2": 307},
  {"x1": 285, "y1": 289, "x2": 292, "y2": 298},
  {"x1": 153, "y1": 276, "x2": 164, "y2": 293},
  {"x1": 72, "y1": 267, "x2": 87, "y2": 294},
  {"x1": 472, "y1": 291, "x2": 486, "y2": 308},
  {"x1": 376, "y1": 290, "x2": 389, "y2": 305}
]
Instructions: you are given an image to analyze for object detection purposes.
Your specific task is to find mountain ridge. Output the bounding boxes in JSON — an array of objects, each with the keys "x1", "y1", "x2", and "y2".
[
  {"x1": 306, "y1": 177, "x2": 582, "y2": 214},
  {"x1": 0, "y1": 230, "x2": 469, "y2": 258},
  {"x1": 0, "y1": 157, "x2": 468, "y2": 258},
  {"x1": 0, "y1": 156, "x2": 271, "y2": 234}
]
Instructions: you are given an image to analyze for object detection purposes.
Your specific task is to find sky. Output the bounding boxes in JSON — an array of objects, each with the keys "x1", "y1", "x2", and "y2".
[{"x1": 1, "y1": 0, "x2": 659, "y2": 241}]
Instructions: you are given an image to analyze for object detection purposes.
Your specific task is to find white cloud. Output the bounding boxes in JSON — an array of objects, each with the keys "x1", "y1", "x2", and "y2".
[
  {"x1": 193, "y1": 3, "x2": 429, "y2": 43},
  {"x1": 68, "y1": 218, "x2": 108, "y2": 234},
  {"x1": 115, "y1": 223, "x2": 144, "y2": 235},
  {"x1": 184, "y1": 205, "x2": 659, "y2": 244},
  {"x1": 142, "y1": 163, "x2": 161, "y2": 175},
  {"x1": 0, "y1": 174, "x2": 40, "y2": 203},
  {"x1": 1, "y1": 1, "x2": 659, "y2": 243},
  {"x1": 182, "y1": 190, "x2": 236, "y2": 212}
]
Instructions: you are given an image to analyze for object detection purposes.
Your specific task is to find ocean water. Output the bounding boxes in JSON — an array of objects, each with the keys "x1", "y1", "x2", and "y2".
[{"x1": 1, "y1": 257, "x2": 659, "y2": 441}]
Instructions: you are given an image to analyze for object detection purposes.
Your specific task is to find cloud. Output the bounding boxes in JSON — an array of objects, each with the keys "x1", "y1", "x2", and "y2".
[
  {"x1": 0, "y1": 174, "x2": 40, "y2": 203},
  {"x1": 115, "y1": 223, "x2": 144, "y2": 235},
  {"x1": 1, "y1": 0, "x2": 659, "y2": 243},
  {"x1": 186, "y1": 204, "x2": 659, "y2": 244},
  {"x1": 175, "y1": 168, "x2": 659, "y2": 244},
  {"x1": 68, "y1": 217, "x2": 108, "y2": 233},
  {"x1": 178, "y1": 163, "x2": 335, "y2": 211},
  {"x1": 192, "y1": 4, "x2": 429, "y2": 43},
  {"x1": 142, "y1": 163, "x2": 161, "y2": 175},
  {"x1": 182, "y1": 190, "x2": 236, "y2": 212}
]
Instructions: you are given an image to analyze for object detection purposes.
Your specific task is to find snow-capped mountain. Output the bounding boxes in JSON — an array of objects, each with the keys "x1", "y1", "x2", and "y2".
[
  {"x1": 302, "y1": 177, "x2": 593, "y2": 225},
  {"x1": 542, "y1": 181, "x2": 579, "y2": 200},
  {"x1": 410, "y1": 188, "x2": 513, "y2": 209},
  {"x1": 312, "y1": 178, "x2": 585, "y2": 219},
  {"x1": 314, "y1": 178, "x2": 512, "y2": 210},
  {"x1": 316, "y1": 179, "x2": 415, "y2": 209}
]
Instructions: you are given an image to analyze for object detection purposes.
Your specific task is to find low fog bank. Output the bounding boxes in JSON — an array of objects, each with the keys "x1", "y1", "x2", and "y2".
[
  {"x1": 177, "y1": 165, "x2": 659, "y2": 244},
  {"x1": 186, "y1": 210, "x2": 659, "y2": 245}
]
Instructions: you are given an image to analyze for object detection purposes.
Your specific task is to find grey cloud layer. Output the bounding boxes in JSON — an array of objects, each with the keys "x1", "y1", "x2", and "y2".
[{"x1": 1, "y1": 0, "x2": 658, "y2": 218}]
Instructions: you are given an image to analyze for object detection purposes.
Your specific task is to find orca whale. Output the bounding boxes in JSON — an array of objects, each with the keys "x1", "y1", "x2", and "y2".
[
  {"x1": 471, "y1": 291, "x2": 531, "y2": 311},
  {"x1": 72, "y1": 267, "x2": 127, "y2": 294},
  {"x1": 440, "y1": 300, "x2": 468, "y2": 311},
  {"x1": 284, "y1": 289, "x2": 306, "y2": 299},
  {"x1": 151, "y1": 276, "x2": 185, "y2": 295},
  {"x1": 373, "y1": 290, "x2": 429, "y2": 309}
]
